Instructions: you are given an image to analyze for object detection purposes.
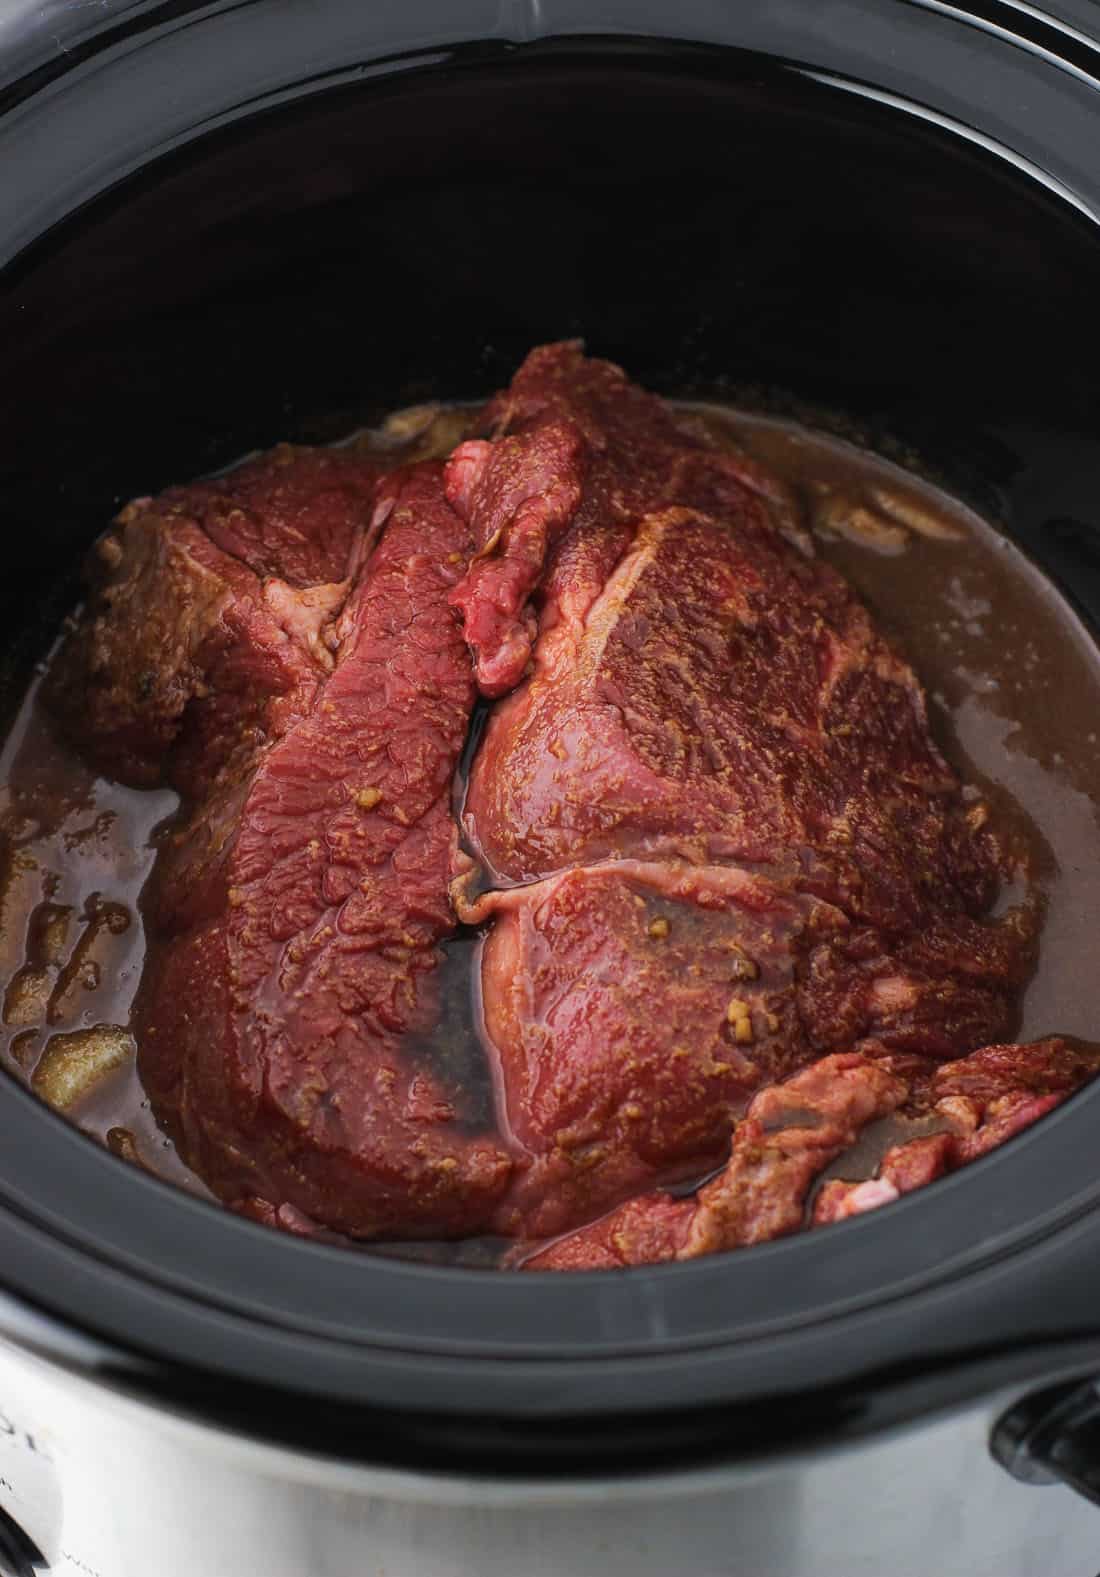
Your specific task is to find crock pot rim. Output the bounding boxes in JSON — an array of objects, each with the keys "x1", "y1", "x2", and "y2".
[
  {"x1": 3, "y1": 0, "x2": 1100, "y2": 1453},
  {"x1": 6, "y1": 0, "x2": 1100, "y2": 272},
  {"x1": 2, "y1": 1047, "x2": 1100, "y2": 1383}
]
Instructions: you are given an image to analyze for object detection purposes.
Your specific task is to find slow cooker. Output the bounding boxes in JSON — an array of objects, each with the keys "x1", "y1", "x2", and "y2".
[{"x1": 3, "y1": 1, "x2": 1100, "y2": 1573}]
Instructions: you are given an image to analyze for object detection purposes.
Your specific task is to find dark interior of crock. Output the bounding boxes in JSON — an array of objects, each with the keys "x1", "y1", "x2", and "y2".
[{"x1": 5, "y1": 46, "x2": 1100, "y2": 634}]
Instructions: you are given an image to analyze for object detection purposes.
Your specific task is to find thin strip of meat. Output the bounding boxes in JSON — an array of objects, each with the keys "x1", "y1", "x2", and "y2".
[
  {"x1": 525, "y1": 1040, "x2": 1097, "y2": 1269},
  {"x1": 524, "y1": 1054, "x2": 906, "y2": 1269},
  {"x1": 812, "y1": 1038, "x2": 1097, "y2": 1223}
]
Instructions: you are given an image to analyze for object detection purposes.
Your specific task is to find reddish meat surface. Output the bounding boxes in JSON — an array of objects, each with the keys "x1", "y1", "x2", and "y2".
[
  {"x1": 459, "y1": 348, "x2": 1039, "y2": 1245},
  {"x1": 159, "y1": 441, "x2": 383, "y2": 586},
  {"x1": 134, "y1": 463, "x2": 513, "y2": 1235},
  {"x1": 525, "y1": 1053, "x2": 907, "y2": 1269},
  {"x1": 446, "y1": 341, "x2": 801, "y2": 697},
  {"x1": 460, "y1": 445, "x2": 1002, "y2": 928},
  {"x1": 813, "y1": 1038, "x2": 1097, "y2": 1224},
  {"x1": 467, "y1": 859, "x2": 836, "y2": 1240},
  {"x1": 52, "y1": 452, "x2": 513, "y2": 1236},
  {"x1": 47, "y1": 346, "x2": 1099, "y2": 1264},
  {"x1": 46, "y1": 444, "x2": 381, "y2": 788},
  {"x1": 445, "y1": 420, "x2": 584, "y2": 697}
]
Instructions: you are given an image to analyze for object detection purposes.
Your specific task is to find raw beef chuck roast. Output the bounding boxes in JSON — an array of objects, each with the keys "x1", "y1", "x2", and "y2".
[
  {"x1": 48, "y1": 443, "x2": 383, "y2": 788},
  {"x1": 446, "y1": 340, "x2": 803, "y2": 700},
  {"x1": 52, "y1": 452, "x2": 513, "y2": 1237},
  {"x1": 450, "y1": 345, "x2": 1050, "y2": 1255},
  {"x1": 48, "y1": 346, "x2": 1099, "y2": 1263},
  {"x1": 137, "y1": 463, "x2": 513, "y2": 1236}
]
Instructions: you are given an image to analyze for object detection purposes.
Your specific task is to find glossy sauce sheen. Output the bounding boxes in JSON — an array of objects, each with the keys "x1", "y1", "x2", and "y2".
[{"x1": 2, "y1": 406, "x2": 1099, "y2": 1265}]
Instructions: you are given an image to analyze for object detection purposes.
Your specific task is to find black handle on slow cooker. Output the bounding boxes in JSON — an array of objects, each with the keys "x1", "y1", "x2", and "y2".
[
  {"x1": 994, "y1": 1377, "x2": 1100, "y2": 1507},
  {"x1": 0, "y1": 1508, "x2": 46, "y2": 1576}
]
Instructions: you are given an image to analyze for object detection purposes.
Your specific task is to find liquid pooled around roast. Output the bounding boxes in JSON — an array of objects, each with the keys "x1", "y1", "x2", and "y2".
[{"x1": 3, "y1": 344, "x2": 1100, "y2": 1269}]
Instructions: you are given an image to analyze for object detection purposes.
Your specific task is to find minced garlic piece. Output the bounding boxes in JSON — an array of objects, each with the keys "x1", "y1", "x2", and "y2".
[
  {"x1": 726, "y1": 996, "x2": 756, "y2": 1044},
  {"x1": 967, "y1": 802, "x2": 989, "y2": 832}
]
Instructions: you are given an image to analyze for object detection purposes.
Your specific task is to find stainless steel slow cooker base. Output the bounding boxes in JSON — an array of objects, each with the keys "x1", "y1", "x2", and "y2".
[
  {"x1": 3, "y1": 1336, "x2": 1098, "y2": 1577},
  {"x1": 3, "y1": 3, "x2": 1100, "y2": 1573}
]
